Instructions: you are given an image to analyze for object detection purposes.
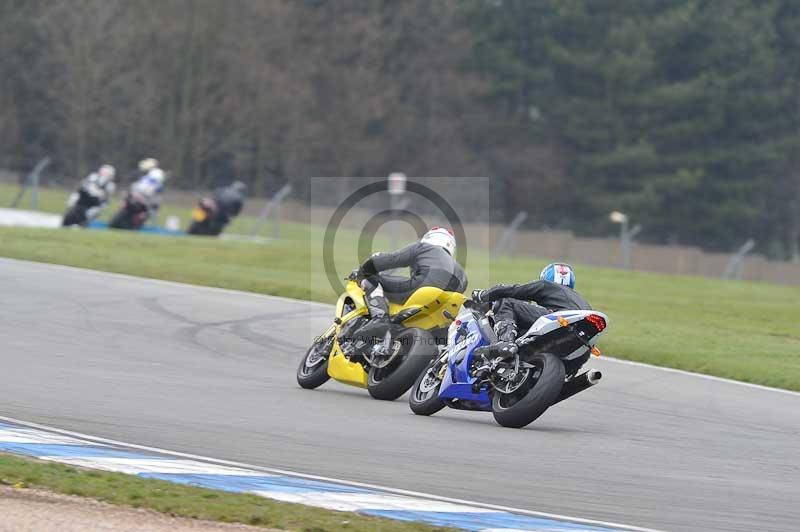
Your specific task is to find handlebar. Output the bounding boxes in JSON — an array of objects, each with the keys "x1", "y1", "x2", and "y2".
[
  {"x1": 474, "y1": 342, "x2": 518, "y2": 358},
  {"x1": 345, "y1": 269, "x2": 361, "y2": 282},
  {"x1": 463, "y1": 298, "x2": 492, "y2": 313}
]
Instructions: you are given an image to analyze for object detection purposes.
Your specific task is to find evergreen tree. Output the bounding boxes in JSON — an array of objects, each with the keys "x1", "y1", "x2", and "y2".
[{"x1": 467, "y1": 0, "x2": 800, "y2": 253}]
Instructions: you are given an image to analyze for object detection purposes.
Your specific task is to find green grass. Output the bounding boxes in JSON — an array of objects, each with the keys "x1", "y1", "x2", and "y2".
[
  {"x1": 0, "y1": 453, "x2": 455, "y2": 531},
  {"x1": 1, "y1": 182, "x2": 799, "y2": 391}
]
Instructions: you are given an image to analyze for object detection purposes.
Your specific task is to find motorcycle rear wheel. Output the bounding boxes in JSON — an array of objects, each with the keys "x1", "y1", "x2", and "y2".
[
  {"x1": 408, "y1": 361, "x2": 446, "y2": 415},
  {"x1": 368, "y1": 328, "x2": 434, "y2": 401},
  {"x1": 109, "y1": 209, "x2": 132, "y2": 229},
  {"x1": 491, "y1": 352, "x2": 564, "y2": 428},
  {"x1": 296, "y1": 336, "x2": 332, "y2": 389}
]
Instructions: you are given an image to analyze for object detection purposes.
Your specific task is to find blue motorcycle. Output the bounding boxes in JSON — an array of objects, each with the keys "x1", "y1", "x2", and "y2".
[{"x1": 409, "y1": 300, "x2": 608, "y2": 428}]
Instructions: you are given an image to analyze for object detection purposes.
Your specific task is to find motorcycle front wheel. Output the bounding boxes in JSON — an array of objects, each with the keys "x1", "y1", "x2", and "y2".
[
  {"x1": 408, "y1": 359, "x2": 446, "y2": 415},
  {"x1": 491, "y1": 352, "x2": 564, "y2": 428},
  {"x1": 296, "y1": 335, "x2": 333, "y2": 389},
  {"x1": 62, "y1": 205, "x2": 86, "y2": 227},
  {"x1": 368, "y1": 328, "x2": 434, "y2": 401}
]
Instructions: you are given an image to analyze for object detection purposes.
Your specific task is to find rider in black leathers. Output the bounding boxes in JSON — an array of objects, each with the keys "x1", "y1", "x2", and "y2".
[
  {"x1": 190, "y1": 181, "x2": 246, "y2": 236},
  {"x1": 213, "y1": 181, "x2": 246, "y2": 221},
  {"x1": 472, "y1": 263, "x2": 590, "y2": 374},
  {"x1": 357, "y1": 227, "x2": 467, "y2": 325},
  {"x1": 473, "y1": 262, "x2": 590, "y2": 338}
]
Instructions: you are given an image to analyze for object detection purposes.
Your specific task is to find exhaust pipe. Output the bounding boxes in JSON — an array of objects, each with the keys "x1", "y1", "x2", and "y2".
[
  {"x1": 554, "y1": 369, "x2": 602, "y2": 404},
  {"x1": 587, "y1": 368, "x2": 602, "y2": 384}
]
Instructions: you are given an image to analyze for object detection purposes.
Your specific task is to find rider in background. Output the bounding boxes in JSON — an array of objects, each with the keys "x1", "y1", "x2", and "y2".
[
  {"x1": 472, "y1": 263, "x2": 591, "y2": 344},
  {"x1": 136, "y1": 158, "x2": 159, "y2": 178},
  {"x1": 66, "y1": 164, "x2": 116, "y2": 221},
  {"x1": 213, "y1": 180, "x2": 246, "y2": 222},
  {"x1": 356, "y1": 227, "x2": 468, "y2": 326},
  {"x1": 131, "y1": 167, "x2": 166, "y2": 214}
]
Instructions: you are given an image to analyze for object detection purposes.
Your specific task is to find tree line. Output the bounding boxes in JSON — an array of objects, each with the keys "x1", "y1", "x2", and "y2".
[{"x1": 1, "y1": 0, "x2": 798, "y2": 259}]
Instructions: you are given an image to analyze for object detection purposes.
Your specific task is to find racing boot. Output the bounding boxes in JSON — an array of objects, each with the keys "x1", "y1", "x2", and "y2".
[
  {"x1": 362, "y1": 279, "x2": 390, "y2": 322},
  {"x1": 471, "y1": 341, "x2": 518, "y2": 392},
  {"x1": 471, "y1": 321, "x2": 518, "y2": 386},
  {"x1": 354, "y1": 280, "x2": 391, "y2": 348}
]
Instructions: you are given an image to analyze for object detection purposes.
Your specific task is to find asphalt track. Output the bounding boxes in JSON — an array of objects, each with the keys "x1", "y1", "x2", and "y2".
[{"x1": 1, "y1": 258, "x2": 798, "y2": 532}]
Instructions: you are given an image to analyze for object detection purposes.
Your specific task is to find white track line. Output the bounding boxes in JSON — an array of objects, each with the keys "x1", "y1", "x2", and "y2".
[
  {"x1": 602, "y1": 356, "x2": 800, "y2": 398},
  {"x1": 0, "y1": 414, "x2": 664, "y2": 532}
]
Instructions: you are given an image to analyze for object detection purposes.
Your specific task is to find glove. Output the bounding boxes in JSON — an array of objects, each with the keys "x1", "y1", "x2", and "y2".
[
  {"x1": 492, "y1": 341, "x2": 518, "y2": 357},
  {"x1": 471, "y1": 289, "x2": 485, "y2": 303}
]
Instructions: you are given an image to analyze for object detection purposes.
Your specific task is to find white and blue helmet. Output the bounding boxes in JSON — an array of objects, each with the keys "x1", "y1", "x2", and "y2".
[{"x1": 540, "y1": 262, "x2": 576, "y2": 289}]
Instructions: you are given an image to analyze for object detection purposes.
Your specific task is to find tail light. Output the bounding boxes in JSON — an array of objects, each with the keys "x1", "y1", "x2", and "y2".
[{"x1": 585, "y1": 314, "x2": 606, "y2": 332}]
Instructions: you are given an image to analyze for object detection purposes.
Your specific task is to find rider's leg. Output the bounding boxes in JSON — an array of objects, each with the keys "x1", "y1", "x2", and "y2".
[
  {"x1": 360, "y1": 278, "x2": 389, "y2": 319},
  {"x1": 358, "y1": 275, "x2": 422, "y2": 350},
  {"x1": 492, "y1": 298, "x2": 549, "y2": 342},
  {"x1": 373, "y1": 274, "x2": 417, "y2": 304}
]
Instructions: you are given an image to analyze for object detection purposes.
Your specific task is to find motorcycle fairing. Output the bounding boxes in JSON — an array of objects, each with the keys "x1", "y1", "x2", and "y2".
[
  {"x1": 516, "y1": 310, "x2": 609, "y2": 361},
  {"x1": 437, "y1": 311, "x2": 491, "y2": 410},
  {"x1": 388, "y1": 286, "x2": 465, "y2": 330},
  {"x1": 192, "y1": 207, "x2": 208, "y2": 222},
  {"x1": 518, "y1": 310, "x2": 609, "y2": 342},
  {"x1": 328, "y1": 281, "x2": 371, "y2": 386},
  {"x1": 327, "y1": 342, "x2": 370, "y2": 387}
]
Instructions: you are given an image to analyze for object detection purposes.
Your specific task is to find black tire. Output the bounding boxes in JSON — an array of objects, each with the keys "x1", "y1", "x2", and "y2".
[
  {"x1": 109, "y1": 209, "x2": 131, "y2": 229},
  {"x1": 62, "y1": 205, "x2": 86, "y2": 227},
  {"x1": 408, "y1": 361, "x2": 446, "y2": 415},
  {"x1": 492, "y1": 352, "x2": 565, "y2": 429},
  {"x1": 188, "y1": 219, "x2": 222, "y2": 236},
  {"x1": 296, "y1": 336, "x2": 332, "y2": 389},
  {"x1": 368, "y1": 328, "x2": 434, "y2": 401}
]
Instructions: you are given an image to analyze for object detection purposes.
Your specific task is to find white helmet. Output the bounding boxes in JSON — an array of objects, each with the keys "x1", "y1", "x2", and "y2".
[
  {"x1": 147, "y1": 168, "x2": 166, "y2": 184},
  {"x1": 98, "y1": 164, "x2": 116, "y2": 181},
  {"x1": 139, "y1": 158, "x2": 159, "y2": 172},
  {"x1": 420, "y1": 226, "x2": 456, "y2": 255}
]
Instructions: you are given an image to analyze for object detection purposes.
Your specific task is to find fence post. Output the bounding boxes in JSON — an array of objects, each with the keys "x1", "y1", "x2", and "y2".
[
  {"x1": 609, "y1": 211, "x2": 641, "y2": 269},
  {"x1": 10, "y1": 156, "x2": 50, "y2": 209},
  {"x1": 622, "y1": 223, "x2": 642, "y2": 270},
  {"x1": 722, "y1": 239, "x2": 756, "y2": 280},
  {"x1": 494, "y1": 211, "x2": 528, "y2": 256},
  {"x1": 249, "y1": 183, "x2": 293, "y2": 238}
]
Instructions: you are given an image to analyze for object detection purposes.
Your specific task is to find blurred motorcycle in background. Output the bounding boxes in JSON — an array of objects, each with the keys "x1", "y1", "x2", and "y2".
[
  {"x1": 62, "y1": 165, "x2": 116, "y2": 227},
  {"x1": 108, "y1": 191, "x2": 150, "y2": 230},
  {"x1": 188, "y1": 181, "x2": 246, "y2": 236},
  {"x1": 109, "y1": 167, "x2": 165, "y2": 231}
]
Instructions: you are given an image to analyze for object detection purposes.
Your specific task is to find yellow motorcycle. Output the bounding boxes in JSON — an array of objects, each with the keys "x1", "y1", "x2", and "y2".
[{"x1": 297, "y1": 273, "x2": 465, "y2": 400}]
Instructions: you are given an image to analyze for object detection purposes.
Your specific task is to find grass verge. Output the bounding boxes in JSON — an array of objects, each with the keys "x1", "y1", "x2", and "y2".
[{"x1": 0, "y1": 453, "x2": 454, "y2": 531}]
